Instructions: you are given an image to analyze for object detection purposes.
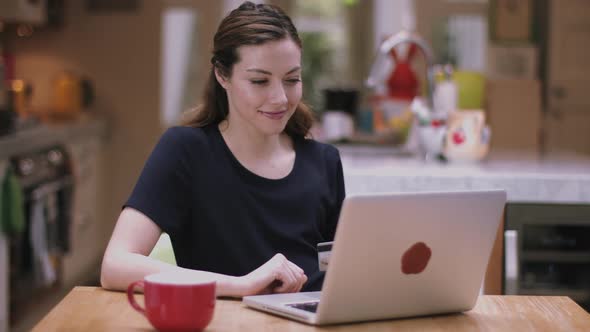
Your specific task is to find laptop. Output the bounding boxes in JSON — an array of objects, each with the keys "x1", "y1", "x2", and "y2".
[{"x1": 243, "y1": 189, "x2": 507, "y2": 325}]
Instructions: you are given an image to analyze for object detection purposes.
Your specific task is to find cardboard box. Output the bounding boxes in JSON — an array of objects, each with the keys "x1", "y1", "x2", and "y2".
[
  {"x1": 485, "y1": 79, "x2": 541, "y2": 151},
  {"x1": 489, "y1": 0, "x2": 533, "y2": 42},
  {"x1": 487, "y1": 44, "x2": 538, "y2": 79}
]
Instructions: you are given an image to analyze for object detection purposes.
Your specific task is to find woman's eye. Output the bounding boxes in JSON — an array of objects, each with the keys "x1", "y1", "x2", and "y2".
[
  {"x1": 285, "y1": 78, "x2": 301, "y2": 84},
  {"x1": 250, "y1": 79, "x2": 268, "y2": 85}
]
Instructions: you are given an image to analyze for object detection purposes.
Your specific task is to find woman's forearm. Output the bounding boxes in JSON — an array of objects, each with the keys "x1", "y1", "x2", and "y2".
[{"x1": 100, "y1": 250, "x2": 244, "y2": 297}]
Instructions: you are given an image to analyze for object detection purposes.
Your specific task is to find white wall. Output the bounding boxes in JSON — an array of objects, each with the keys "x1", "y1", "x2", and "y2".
[{"x1": 373, "y1": 0, "x2": 415, "y2": 51}]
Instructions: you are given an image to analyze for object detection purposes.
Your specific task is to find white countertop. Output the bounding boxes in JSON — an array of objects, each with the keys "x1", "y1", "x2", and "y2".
[{"x1": 338, "y1": 145, "x2": 590, "y2": 204}]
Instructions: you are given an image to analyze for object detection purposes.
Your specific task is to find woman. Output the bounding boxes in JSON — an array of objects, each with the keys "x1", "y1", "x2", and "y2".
[{"x1": 100, "y1": 1, "x2": 345, "y2": 297}]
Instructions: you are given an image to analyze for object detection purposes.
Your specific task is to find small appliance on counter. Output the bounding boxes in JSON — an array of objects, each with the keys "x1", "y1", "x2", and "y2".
[
  {"x1": 48, "y1": 71, "x2": 94, "y2": 120},
  {"x1": 321, "y1": 88, "x2": 358, "y2": 142}
]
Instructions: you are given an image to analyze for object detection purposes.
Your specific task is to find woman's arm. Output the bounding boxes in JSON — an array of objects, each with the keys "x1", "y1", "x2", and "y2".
[
  {"x1": 100, "y1": 207, "x2": 243, "y2": 296},
  {"x1": 100, "y1": 207, "x2": 306, "y2": 297}
]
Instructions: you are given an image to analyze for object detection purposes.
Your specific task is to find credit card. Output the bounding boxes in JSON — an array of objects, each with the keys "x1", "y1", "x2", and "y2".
[{"x1": 317, "y1": 241, "x2": 333, "y2": 272}]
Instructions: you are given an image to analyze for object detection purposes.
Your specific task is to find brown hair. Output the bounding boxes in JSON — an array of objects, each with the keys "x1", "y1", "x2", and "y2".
[{"x1": 182, "y1": 1, "x2": 314, "y2": 138}]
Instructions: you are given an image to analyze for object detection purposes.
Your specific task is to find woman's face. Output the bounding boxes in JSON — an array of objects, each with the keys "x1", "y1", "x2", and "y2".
[{"x1": 217, "y1": 38, "x2": 302, "y2": 137}]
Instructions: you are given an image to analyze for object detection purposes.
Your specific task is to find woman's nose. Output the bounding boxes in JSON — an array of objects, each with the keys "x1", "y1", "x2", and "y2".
[{"x1": 268, "y1": 83, "x2": 288, "y2": 105}]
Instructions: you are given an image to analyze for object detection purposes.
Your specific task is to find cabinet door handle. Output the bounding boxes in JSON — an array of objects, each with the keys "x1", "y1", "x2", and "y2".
[{"x1": 504, "y1": 230, "x2": 519, "y2": 295}]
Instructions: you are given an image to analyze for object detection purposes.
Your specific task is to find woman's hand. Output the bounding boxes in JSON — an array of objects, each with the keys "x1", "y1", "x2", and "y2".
[{"x1": 238, "y1": 254, "x2": 308, "y2": 296}]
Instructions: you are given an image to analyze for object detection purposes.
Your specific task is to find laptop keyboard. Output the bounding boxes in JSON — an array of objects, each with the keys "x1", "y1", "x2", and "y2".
[{"x1": 287, "y1": 301, "x2": 319, "y2": 313}]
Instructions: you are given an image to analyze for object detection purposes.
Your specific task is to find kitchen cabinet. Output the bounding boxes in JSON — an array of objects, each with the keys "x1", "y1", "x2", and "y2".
[
  {"x1": 61, "y1": 137, "x2": 105, "y2": 286},
  {"x1": 545, "y1": 0, "x2": 590, "y2": 154}
]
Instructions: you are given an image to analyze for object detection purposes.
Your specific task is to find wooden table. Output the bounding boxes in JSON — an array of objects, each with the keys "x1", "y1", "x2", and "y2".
[{"x1": 34, "y1": 287, "x2": 590, "y2": 331}]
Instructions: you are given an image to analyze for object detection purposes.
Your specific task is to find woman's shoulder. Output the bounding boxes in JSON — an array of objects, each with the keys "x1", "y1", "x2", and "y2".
[
  {"x1": 163, "y1": 125, "x2": 209, "y2": 140},
  {"x1": 298, "y1": 137, "x2": 341, "y2": 163},
  {"x1": 161, "y1": 125, "x2": 212, "y2": 146},
  {"x1": 155, "y1": 125, "x2": 214, "y2": 157}
]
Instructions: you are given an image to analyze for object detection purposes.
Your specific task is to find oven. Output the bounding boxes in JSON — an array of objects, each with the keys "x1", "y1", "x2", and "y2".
[
  {"x1": 8, "y1": 145, "x2": 74, "y2": 327},
  {"x1": 504, "y1": 203, "x2": 590, "y2": 311}
]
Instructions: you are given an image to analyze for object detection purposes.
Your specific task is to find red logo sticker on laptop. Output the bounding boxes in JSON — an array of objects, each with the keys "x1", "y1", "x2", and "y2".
[{"x1": 401, "y1": 242, "x2": 432, "y2": 274}]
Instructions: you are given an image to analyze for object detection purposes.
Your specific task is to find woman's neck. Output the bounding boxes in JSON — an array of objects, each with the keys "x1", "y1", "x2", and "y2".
[
  {"x1": 218, "y1": 118, "x2": 296, "y2": 180},
  {"x1": 218, "y1": 119, "x2": 291, "y2": 161}
]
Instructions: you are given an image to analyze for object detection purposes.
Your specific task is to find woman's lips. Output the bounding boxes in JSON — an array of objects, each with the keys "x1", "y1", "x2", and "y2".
[{"x1": 259, "y1": 110, "x2": 287, "y2": 120}]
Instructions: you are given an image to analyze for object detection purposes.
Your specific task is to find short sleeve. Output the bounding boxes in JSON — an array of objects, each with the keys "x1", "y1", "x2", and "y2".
[
  {"x1": 124, "y1": 127, "x2": 193, "y2": 236},
  {"x1": 324, "y1": 147, "x2": 346, "y2": 240}
]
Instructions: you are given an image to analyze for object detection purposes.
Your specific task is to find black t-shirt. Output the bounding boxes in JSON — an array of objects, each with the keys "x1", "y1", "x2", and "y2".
[{"x1": 125, "y1": 124, "x2": 345, "y2": 291}]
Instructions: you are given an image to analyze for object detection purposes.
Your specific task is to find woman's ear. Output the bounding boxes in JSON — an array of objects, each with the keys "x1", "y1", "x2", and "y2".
[{"x1": 214, "y1": 68, "x2": 229, "y2": 89}]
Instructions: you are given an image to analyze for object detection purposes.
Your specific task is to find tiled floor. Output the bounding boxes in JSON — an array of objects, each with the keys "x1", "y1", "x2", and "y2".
[{"x1": 11, "y1": 270, "x2": 100, "y2": 332}]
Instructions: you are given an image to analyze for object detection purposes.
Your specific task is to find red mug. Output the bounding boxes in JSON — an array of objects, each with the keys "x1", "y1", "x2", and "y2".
[{"x1": 127, "y1": 272, "x2": 216, "y2": 331}]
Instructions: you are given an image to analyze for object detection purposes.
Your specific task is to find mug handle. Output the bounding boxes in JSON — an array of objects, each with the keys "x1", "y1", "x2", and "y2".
[{"x1": 127, "y1": 281, "x2": 146, "y2": 315}]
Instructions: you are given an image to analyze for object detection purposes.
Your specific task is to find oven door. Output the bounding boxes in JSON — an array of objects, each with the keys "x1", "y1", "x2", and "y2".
[{"x1": 504, "y1": 203, "x2": 590, "y2": 310}]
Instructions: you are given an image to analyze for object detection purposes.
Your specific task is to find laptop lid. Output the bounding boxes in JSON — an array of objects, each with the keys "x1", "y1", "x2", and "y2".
[
  {"x1": 315, "y1": 189, "x2": 506, "y2": 324},
  {"x1": 243, "y1": 189, "x2": 506, "y2": 325}
]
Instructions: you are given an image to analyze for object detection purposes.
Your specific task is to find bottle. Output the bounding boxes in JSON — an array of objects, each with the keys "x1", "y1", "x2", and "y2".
[
  {"x1": 433, "y1": 64, "x2": 458, "y2": 116},
  {"x1": 0, "y1": 41, "x2": 6, "y2": 108},
  {"x1": 0, "y1": 40, "x2": 16, "y2": 135}
]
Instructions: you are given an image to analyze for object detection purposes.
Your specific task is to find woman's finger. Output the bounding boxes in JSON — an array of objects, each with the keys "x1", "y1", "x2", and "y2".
[
  {"x1": 275, "y1": 264, "x2": 298, "y2": 293},
  {"x1": 288, "y1": 261, "x2": 305, "y2": 293},
  {"x1": 287, "y1": 261, "x2": 306, "y2": 292}
]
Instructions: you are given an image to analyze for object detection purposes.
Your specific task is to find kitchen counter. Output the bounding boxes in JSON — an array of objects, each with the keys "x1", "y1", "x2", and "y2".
[
  {"x1": 338, "y1": 145, "x2": 590, "y2": 204},
  {"x1": 0, "y1": 114, "x2": 108, "y2": 160}
]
